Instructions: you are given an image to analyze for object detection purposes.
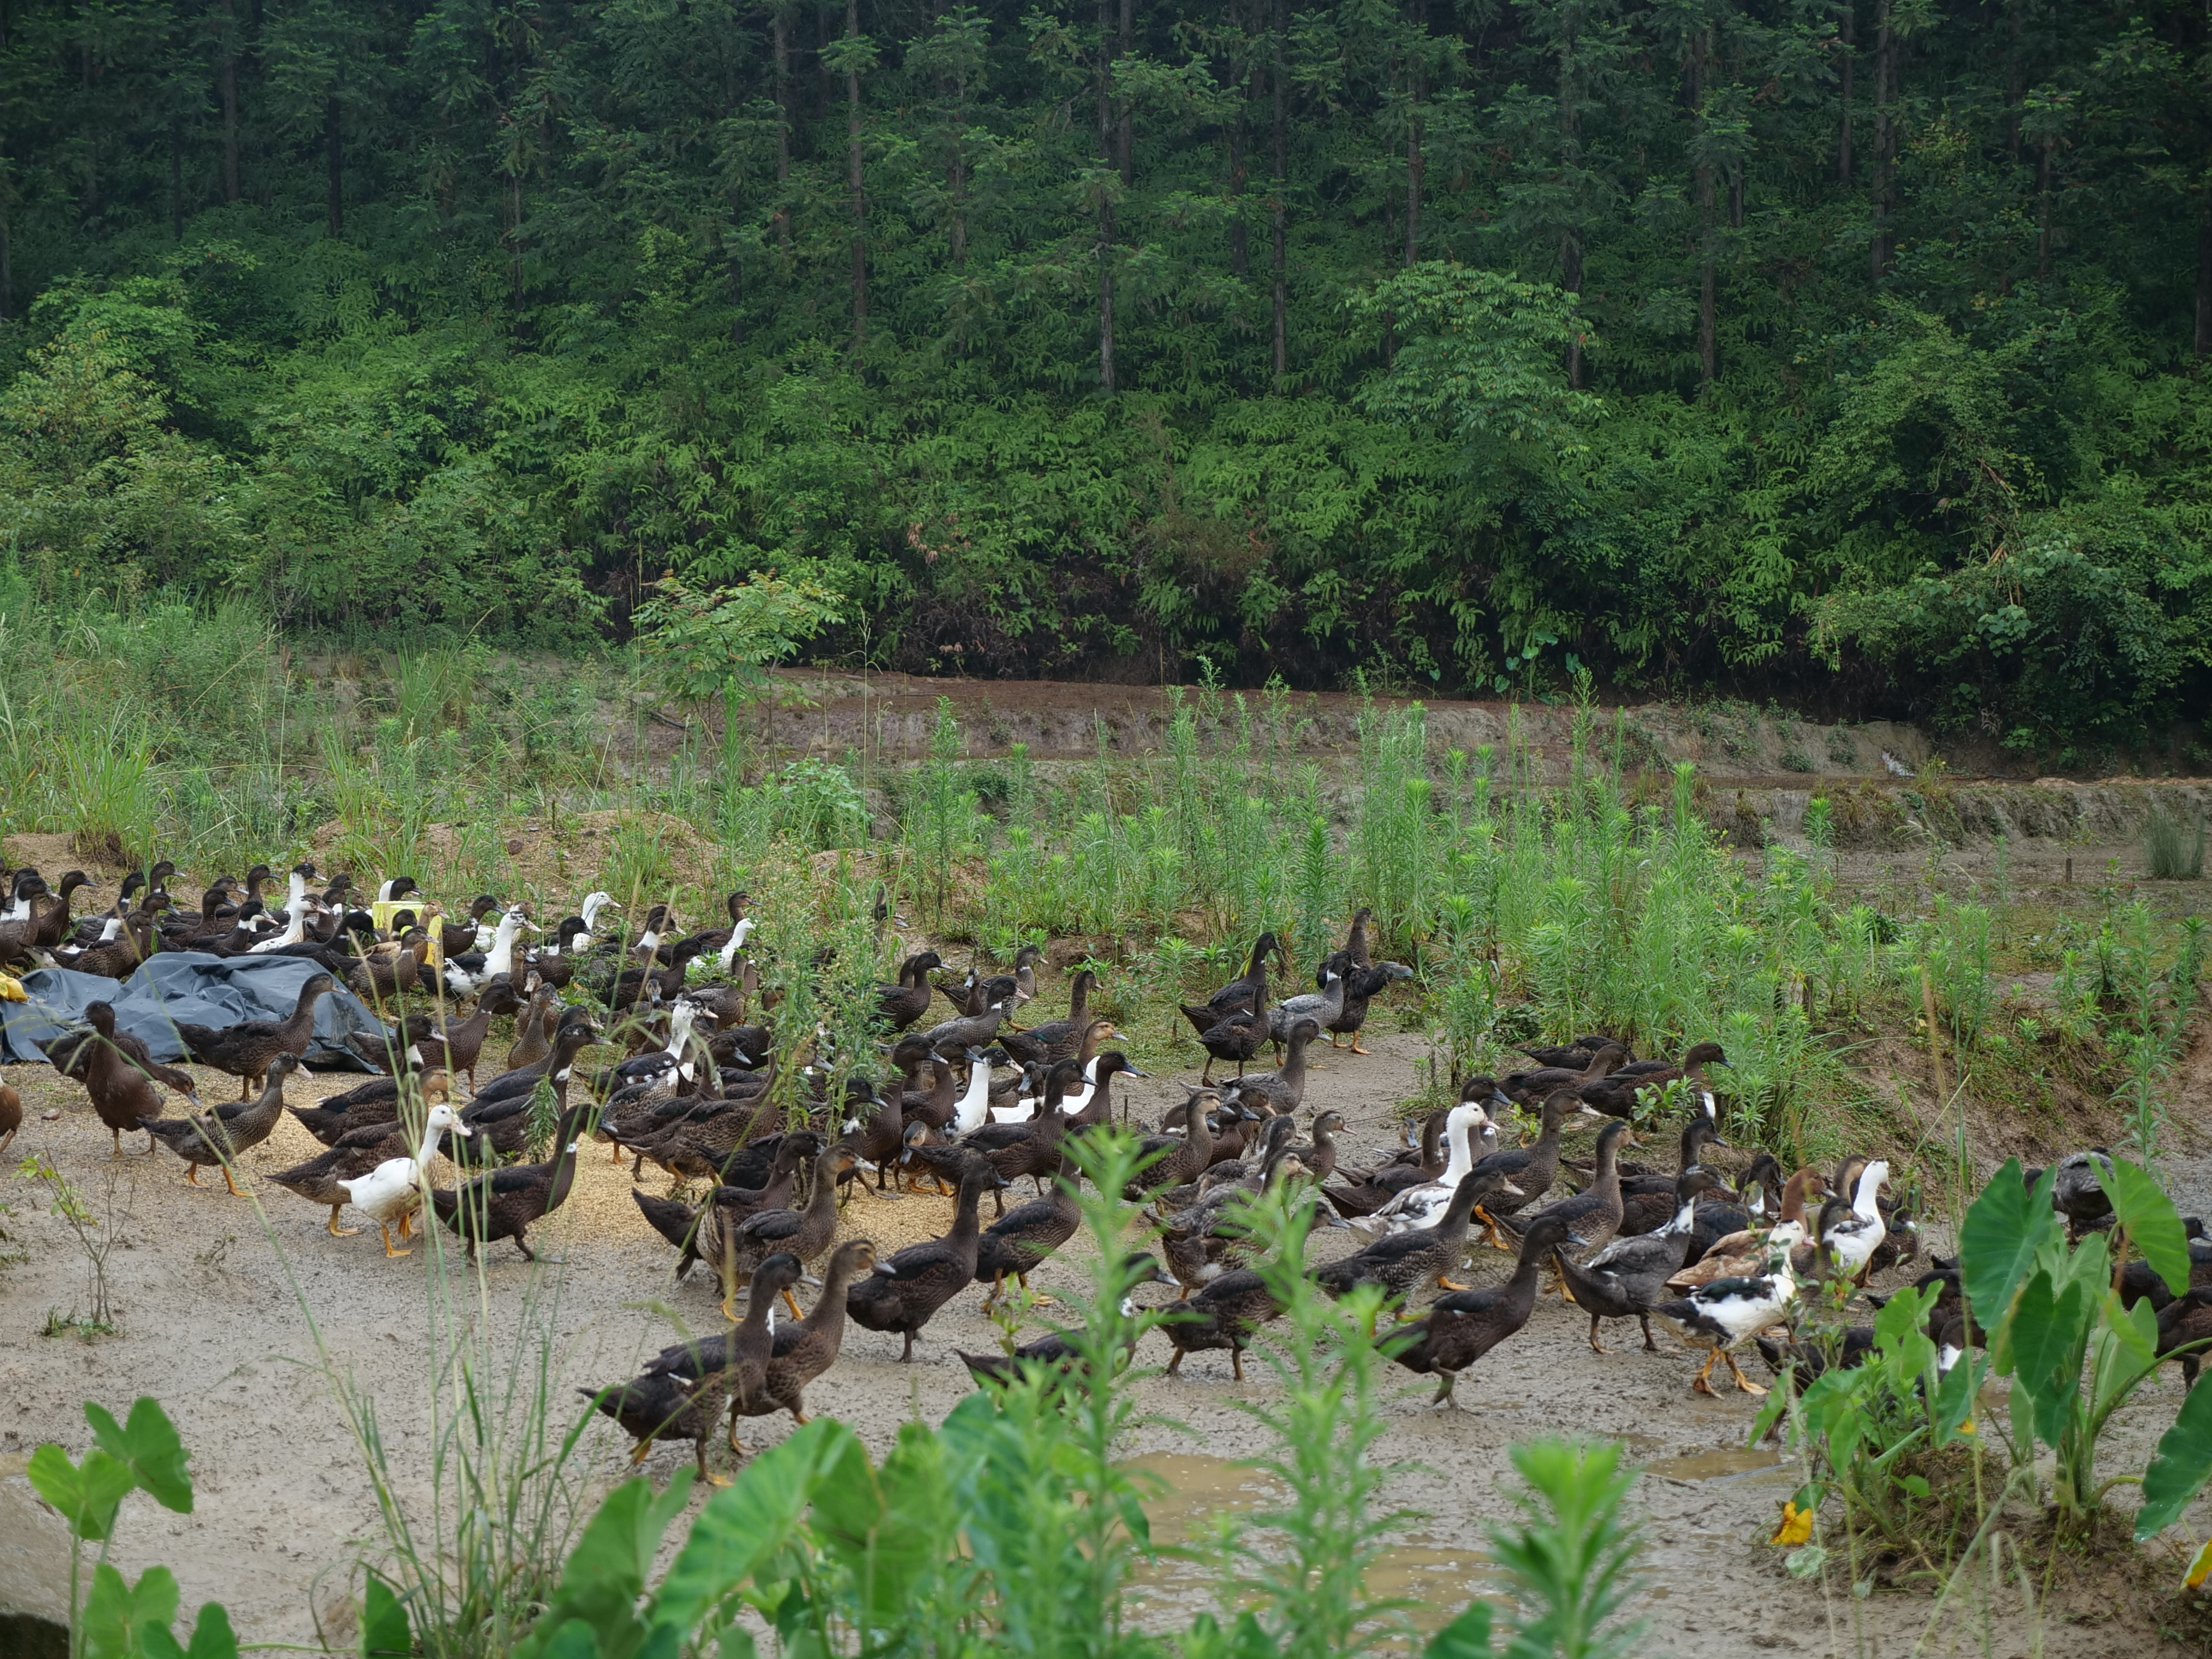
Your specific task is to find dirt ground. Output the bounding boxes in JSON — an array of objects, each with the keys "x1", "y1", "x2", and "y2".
[{"x1": 7, "y1": 973, "x2": 2212, "y2": 1657}]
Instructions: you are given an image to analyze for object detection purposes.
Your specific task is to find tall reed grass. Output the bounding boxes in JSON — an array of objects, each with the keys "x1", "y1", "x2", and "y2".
[{"x1": 2144, "y1": 810, "x2": 2206, "y2": 880}]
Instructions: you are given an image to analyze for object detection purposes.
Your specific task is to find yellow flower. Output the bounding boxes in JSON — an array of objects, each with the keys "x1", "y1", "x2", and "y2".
[
  {"x1": 1770, "y1": 1502, "x2": 1814, "y2": 1547},
  {"x1": 0, "y1": 973, "x2": 25, "y2": 1002},
  {"x1": 2184, "y1": 1537, "x2": 2212, "y2": 1591}
]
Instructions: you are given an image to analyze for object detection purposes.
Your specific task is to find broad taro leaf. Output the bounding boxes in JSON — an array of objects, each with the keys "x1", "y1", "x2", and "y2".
[
  {"x1": 2138, "y1": 1370, "x2": 2212, "y2": 1539},
  {"x1": 1958, "y1": 1160, "x2": 2062, "y2": 1366},
  {"x1": 2106, "y1": 1158, "x2": 2190, "y2": 1298},
  {"x1": 515, "y1": 1471, "x2": 695, "y2": 1659}
]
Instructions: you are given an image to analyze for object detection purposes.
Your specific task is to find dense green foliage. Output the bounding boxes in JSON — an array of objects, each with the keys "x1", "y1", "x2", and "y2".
[{"x1": 1, "y1": 0, "x2": 2209, "y2": 740}]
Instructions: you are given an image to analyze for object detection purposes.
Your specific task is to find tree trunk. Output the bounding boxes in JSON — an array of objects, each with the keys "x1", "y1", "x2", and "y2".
[
  {"x1": 773, "y1": 9, "x2": 792, "y2": 248},
  {"x1": 1836, "y1": 0, "x2": 1853, "y2": 185},
  {"x1": 1404, "y1": 0, "x2": 1423, "y2": 266},
  {"x1": 846, "y1": 0, "x2": 866, "y2": 350},
  {"x1": 170, "y1": 120, "x2": 183, "y2": 239},
  {"x1": 325, "y1": 96, "x2": 341, "y2": 236},
  {"x1": 1693, "y1": 28, "x2": 1714, "y2": 388},
  {"x1": 1116, "y1": 0, "x2": 1131, "y2": 186},
  {"x1": 2004, "y1": 0, "x2": 2023, "y2": 161},
  {"x1": 1559, "y1": 1, "x2": 1581, "y2": 388},
  {"x1": 0, "y1": 139, "x2": 10, "y2": 320},
  {"x1": 1228, "y1": 79, "x2": 1248, "y2": 274},
  {"x1": 1870, "y1": 0, "x2": 1894, "y2": 281},
  {"x1": 1096, "y1": 0, "x2": 1115, "y2": 393},
  {"x1": 1270, "y1": 0, "x2": 1286, "y2": 380},
  {"x1": 2035, "y1": 135, "x2": 2054, "y2": 277},
  {"x1": 2196, "y1": 197, "x2": 2211, "y2": 359},
  {"x1": 949, "y1": 70, "x2": 967, "y2": 266},
  {"x1": 219, "y1": 0, "x2": 240, "y2": 203}
]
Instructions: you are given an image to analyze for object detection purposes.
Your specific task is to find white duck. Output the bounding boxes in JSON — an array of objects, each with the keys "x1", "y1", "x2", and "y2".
[
  {"x1": 337, "y1": 1103, "x2": 471, "y2": 1258},
  {"x1": 1355, "y1": 1100, "x2": 1493, "y2": 1236},
  {"x1": 248, "y1": 898, "x2": 316, "y2": 954},
  {"x1": 1650, "y1": 1220, "x2": 1804, "y2": 1395},
  {"x1": 991, "y1": 1060, "x2": 1082, "y2": 1126},
  {"x1": 717, "y1": 914, "x2": 756, "y2": 975},
  {"x1": 1820, "y1": 1158, "x2": 1890, "y2": 1284},
  {"x1": 444, "y1": 908, "x2": 535, "y2": 998},
  {"x1": 950, "y1": 1050, "x2": 997, "y2": 1134}
]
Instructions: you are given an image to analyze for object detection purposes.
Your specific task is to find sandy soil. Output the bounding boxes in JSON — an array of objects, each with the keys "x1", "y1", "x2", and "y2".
[{"x1": 6, "y1": 989, "x2": 2210, "y2": 1658}]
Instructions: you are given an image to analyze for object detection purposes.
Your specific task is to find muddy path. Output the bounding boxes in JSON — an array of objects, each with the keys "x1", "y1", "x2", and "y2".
[{"x1": 7, "y1": 1001, "x2": 2209, "y2": 1656}]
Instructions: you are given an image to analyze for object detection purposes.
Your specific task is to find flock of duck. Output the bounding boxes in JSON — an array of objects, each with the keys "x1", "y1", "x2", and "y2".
[{"x1": 10, "y1": 860, "x2": 2203, "y2": 1486}]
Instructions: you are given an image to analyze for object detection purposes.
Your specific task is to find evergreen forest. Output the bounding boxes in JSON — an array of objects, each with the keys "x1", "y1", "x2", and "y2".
[{"x1": 1, "y1": 0, "x2": 2208, "y2": 748}]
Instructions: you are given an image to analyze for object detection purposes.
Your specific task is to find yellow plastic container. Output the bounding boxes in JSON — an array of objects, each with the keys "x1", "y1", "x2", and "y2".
[{"x1": 369, "y1": 900, "x2": 445, "y2": 968}]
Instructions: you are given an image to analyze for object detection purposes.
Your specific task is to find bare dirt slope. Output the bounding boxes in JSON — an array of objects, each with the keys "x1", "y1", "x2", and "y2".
[{"x1": 7, "y1": 1015, "x2": 2210, "y2": 1656}]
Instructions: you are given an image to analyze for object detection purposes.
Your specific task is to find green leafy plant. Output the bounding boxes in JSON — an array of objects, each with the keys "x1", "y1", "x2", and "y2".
[
  {"x1": 1483, "y1": 1438, "x2": 1645, "y2": 1659},
  {"x1": 1960, "y1": 1156, "x2": 2205, "y2": 1527},
  {"x1": 1751, "y1": 1282, "x2": 1984, "y2": 1577},
  {"x1": 17, "y1": 1152, "x2": 128, "y2": 1335},
  {"x1": 27, "y1": 1397, "x2": 238, "y2": 1659},
  {"x1": 630, "y1": 574, "x2": 842, "y2": 708}
]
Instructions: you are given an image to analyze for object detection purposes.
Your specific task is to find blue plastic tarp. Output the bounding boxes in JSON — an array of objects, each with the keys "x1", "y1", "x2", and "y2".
[{"x1": 0, "y1": 951, "x2": 384, "y2": 1070}]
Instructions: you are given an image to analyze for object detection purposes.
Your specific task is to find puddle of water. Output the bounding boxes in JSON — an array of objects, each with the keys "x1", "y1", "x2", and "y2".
[
  {"x1": 1125, "y1": 1452, "x2": 1285, "y2": 1545},
  {"x1": 1365, "y1": 1536, "x2": 1503, "y2": 1630},
  {"x1": 1119, "y1": 1453, "x2": 1499, "y2": 1636},
  {"x1": 1640, "y1": 1446, "x2": 1790, "y2": 1482}
]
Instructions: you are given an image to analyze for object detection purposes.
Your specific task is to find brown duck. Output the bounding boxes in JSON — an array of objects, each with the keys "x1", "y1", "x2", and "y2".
[
  {"x1": 80, "y1": 1002, "x2": 175, "y2": 1156},
  {"x1": 173, "y1": 973, "x2": 335, "y2": 1099},
  {"x1": 846, "y1": 1154, "x2": 1004, "y2": 1361},
  {"x1": 632, "y1": 1131, "x2": 825, "y2": 1282},
  {"x1": 428, "y1": 1100, "x2": 596, "y2": 1262},
  {"x1": 1495, "y1": 1119, "x2": 1638, "y2": 1265},
  {"x1": 144, "y1": 1052, "x2": 301, "y2": 1192},
  {"x1": 728, "y1": 1239, "x2": 878, "y2": 1447},
  {"x1": 703, "y1": 1143, "x2": 861, "y2": 1320},
  {"x1": 584, "y1": 1251, "x2": 804, "y2": 1483},
  {"x1": 1389, "y1": 1214, "x2": 1580, "y2": 1407}
]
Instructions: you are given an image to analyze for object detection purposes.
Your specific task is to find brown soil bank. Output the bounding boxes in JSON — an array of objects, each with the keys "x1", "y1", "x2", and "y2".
[{"x1": 713, "y1": 671, "x2": 2212, "y2": 844}]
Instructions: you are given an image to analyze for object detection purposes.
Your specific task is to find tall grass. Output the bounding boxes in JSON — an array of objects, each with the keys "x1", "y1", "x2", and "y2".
[{"x1": 2143, "y1": 810, "x2": 2206, "y2": 880}]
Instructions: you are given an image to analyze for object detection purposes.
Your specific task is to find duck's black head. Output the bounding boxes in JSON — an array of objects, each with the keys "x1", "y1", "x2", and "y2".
[
  {"x1": 753, "y1": 1251, "x2": 804, "y2": 1296},
  {"x1": 1521, "y1": 1212, "x2": 1584, "y2": 1253}
]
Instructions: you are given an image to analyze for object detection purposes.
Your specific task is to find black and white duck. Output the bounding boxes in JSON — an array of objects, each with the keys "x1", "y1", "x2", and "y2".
[{"x1": 1650, "y1": 1223, "x2": 1803, "y2": 1396}]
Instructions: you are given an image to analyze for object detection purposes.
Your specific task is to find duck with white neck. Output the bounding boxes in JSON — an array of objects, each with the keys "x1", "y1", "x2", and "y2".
[
  {"x1": 337, "y1": 1102, "x2": 471, "y2": 1258},
  {"x1": 1355, "y1": 1099, "x2": 1496, "y2": 1236}
]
